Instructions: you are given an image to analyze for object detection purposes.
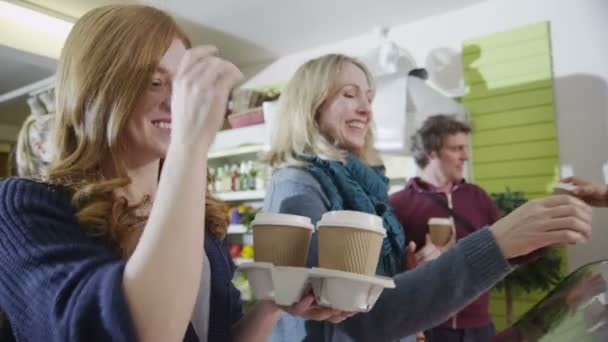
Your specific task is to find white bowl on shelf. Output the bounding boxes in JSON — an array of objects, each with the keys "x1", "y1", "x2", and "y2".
[{"x1": 309, "y1": 267, "x2": 395, "y2": 312}]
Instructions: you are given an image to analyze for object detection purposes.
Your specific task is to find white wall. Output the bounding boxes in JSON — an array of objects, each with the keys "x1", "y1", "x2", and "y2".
[{"x1": 243, "y1": 0, "x2": 608, "y2": 270}]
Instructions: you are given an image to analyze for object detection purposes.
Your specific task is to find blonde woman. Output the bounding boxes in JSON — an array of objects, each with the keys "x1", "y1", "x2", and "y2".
[
  {"x1": 264, "y1": 54, "x2": 593, "y2": 342},
  {"x1": 0, "y1": 5, "x2": 345, "y2": 342},
  {"x1": 14, "y1": 113, "x2": 54, "y2": 178}
]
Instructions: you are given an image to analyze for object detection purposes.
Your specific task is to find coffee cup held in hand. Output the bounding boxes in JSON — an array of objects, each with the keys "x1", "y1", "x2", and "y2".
[
  {"x1": 553, "y1": 182, "x2": 578, "y2": 195},
  {"x1": 427, "y1": 217, "x2": 453, "y2": 247},
  {"x1": 317, "y1": 211, "x2": 386, "y2": 276},
  {"x1": 251, "y1": 213, "x2": 314, "y2": 267}
]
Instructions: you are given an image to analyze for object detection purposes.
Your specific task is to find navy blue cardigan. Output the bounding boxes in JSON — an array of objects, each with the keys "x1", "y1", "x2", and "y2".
[{"x1": 0, "y1": 178, "x2": 242, "y2": 341}]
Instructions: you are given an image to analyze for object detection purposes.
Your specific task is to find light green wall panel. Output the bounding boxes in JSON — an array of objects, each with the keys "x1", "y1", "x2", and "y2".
[
  {"x1": 474, "y1": 140, "x2": 558, "y2": 163},
  {"x1": 463, "y1": 39, "x2": 550, "y2": 66},
  {"x1": 467, "y1": 79, "x2": 552, "y2": 100},
  {"x1": 463, "y1": 21, "x2": 563, "y2": 331},
  {"x1": 464, "y1": 56, "x2": 552, "y2": 84},
  {"x1": 462, "y1": 22, "x2": 548, "y2": 53},
  {"x1": 476, "y1": 175, "x2": 556, "y2": 194},
  {"x1": 475, "y1": 158, "x2": 558, "y2": 180},
  {"x1": 464, "y1": 88, "x2": 554, "y2": 114},
  {"x1": 472, "y1": 122, "x2": 557, "y2": 147},
  {"x1": 472, "y1": 105, "x2": 554, "y2": 131}
]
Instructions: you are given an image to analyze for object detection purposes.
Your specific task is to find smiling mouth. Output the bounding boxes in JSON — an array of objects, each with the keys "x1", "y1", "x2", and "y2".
[
  {"x1": 151, "y1": 120, "x2": 172, "y2": 130},
  {"x1": 347, "y1": 121, "x2": 366, "y2": 130}
]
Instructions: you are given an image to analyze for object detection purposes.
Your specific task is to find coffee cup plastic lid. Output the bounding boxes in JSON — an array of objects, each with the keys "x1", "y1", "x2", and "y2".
[
  {"x1": 317, "y1": 210, "x2": 386, "y2": 236},
  {"x1": 251, "y1": 212, "x2": 314, "y2": 230},
  {"x1": 428, "y1": 217, "x2": 452, "y2": 226}
]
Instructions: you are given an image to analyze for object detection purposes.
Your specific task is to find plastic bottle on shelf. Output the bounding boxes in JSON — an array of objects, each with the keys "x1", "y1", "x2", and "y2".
[
  {"x1": 230, "y1": 164, "x2": 240, "y2": 192},
  {"x1": 222, "y1": 165, "x2": 231, "y2": 192},
  {"x1": 239, "y1": 162, "x2": 249, "y2": 191},
  {"x1": 248, "y1": 161, "x2": 257, "y2": 190},
  {"x1": 208, "y1": 168, "x2": 216, "y2": 192},
  {"x1": 214, "y1": 167, "x2": 223, "y2": 193},
  {"x1": 255, "y1": 162, "x2": 266, "y2": 191}
]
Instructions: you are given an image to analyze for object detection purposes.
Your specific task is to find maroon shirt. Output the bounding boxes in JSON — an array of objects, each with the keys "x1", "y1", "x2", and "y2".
[{"x1": 389, "y1": 177, "x2": 500, "y2": 330}]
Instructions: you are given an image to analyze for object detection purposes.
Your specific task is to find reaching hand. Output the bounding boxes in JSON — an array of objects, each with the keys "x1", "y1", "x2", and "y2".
[
  {"x1": 414, "y1": 235, "x2": 443, "y2": 266},
  {"x1": 561, "y1": 177, "x2": 608, "y2": 208},
  {"x1": 406, "y1": 228, "x2": 456, "y2": 268},
  {"x1": 490, "y1": 195, "x2": 593, "y2": 259},
  {"x1": 280, "y1": 292, "x2": 356, "y2": 324}
]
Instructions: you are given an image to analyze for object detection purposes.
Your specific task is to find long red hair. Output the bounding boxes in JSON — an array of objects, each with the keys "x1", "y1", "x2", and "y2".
[{"x1": 48, "y1": 5, "x2": 228, "y2": 257}]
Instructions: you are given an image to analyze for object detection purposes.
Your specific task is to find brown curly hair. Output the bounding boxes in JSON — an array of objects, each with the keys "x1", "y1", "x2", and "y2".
[
  {"x1": 411, "y1": 114, "x2": 471, "y2": 169},
  {"x1": 48, "y1": 5, "x2": 229, "y2": 257}
]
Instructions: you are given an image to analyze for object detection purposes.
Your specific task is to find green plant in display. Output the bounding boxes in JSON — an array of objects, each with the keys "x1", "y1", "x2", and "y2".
[{"x1": 491, "y1": 188, "x2": 563, "y2": 325}]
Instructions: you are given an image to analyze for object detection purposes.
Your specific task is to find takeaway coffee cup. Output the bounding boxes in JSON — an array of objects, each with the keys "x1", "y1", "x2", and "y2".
[
  {"x1": 427, "y1": 217, "x2": 453, "y2": 247},
  {"x1": 251, "y1": 213, "x2": 314, "y2": 267},
  {"x1": 317, "y1": 211, "x2": 386, "y2": 276}
]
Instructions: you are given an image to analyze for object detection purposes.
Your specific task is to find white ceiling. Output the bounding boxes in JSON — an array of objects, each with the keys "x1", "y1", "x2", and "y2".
[
  {"x1": 148, "y1": 0, "x2": 487, "y2": 59},
  {"x1": 24, "y1": 0, "x2": 131, "y2": 18},
  {"x1": 0, "y1": 44, "x2": 55, "y2": 127},
  {"x1": 0, "y1": 44, "x2": 55, "y2": 94},
  {"x1": 0, "y1": 0, "x2": 487, "y2": 129},
  {"x1": 14, "y1": 0, "x2": 489, "y2": 67}
]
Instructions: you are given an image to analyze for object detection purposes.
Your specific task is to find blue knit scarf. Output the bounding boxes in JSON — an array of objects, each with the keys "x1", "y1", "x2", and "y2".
[{"x1": 304, "y1": 153, "x2": 406, "y2": 276}]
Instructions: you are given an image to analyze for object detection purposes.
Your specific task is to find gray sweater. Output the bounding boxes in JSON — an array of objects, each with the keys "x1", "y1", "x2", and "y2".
[{"x1": 264, "y1": 167, "x2": 513, "y2": 342}]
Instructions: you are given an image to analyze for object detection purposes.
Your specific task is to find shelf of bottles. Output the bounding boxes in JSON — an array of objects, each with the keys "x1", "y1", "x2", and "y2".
[
  {"x1": 209, "y1": 158, "x2": 269, "y2": 202},
  {"x1": 207, "y1": 144, "x2": 271, "y2": 304}
]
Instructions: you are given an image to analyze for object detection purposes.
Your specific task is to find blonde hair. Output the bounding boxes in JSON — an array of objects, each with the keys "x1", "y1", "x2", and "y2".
[
  {"x1": 48, "y1": 5, "x2": 228, "y2": 256},
  {"x1": 266, "y1": 54, "x2": 380, "y2": 167},
  {"x1": 15, "y1": 113, "x2": 54, "y2": 178}
]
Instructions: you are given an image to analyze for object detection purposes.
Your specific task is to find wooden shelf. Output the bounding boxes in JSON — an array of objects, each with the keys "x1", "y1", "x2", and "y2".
[
  {"x1": 227, "y1": 224, "x2": 248, "y2": 234},
  {"x1": 234, "y1": 257, "x2": 254, "y2": 266},
  {"x1": 216, "y1": 190, "x2": 265, "y2": 202},
  {"x1": 208, "y1": 144, "x2": 265, "y2": 160},
  {"x1": 210, "y1": 124, "x2": 269, "y2": 155}
]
